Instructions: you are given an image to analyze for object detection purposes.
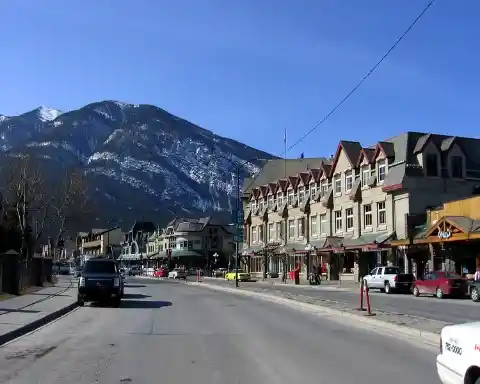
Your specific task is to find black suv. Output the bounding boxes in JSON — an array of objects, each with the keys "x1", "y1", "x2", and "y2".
[{"x1": 78, "y1": 258, "x2": 124, "y2": 307}]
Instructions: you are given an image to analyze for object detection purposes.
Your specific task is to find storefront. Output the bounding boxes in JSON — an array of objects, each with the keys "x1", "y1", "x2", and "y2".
[{"x1": 392, "y1": 215, "x2": 480, "y2": 277}]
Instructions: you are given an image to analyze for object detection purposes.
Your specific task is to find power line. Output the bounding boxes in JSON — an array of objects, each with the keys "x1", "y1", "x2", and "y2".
[
  {"x1": 224, "y1": 0, "x2": 437, "y2": 194},
  {"x1": 285, "y1": 0, "x2": 437, "y2": 154}
]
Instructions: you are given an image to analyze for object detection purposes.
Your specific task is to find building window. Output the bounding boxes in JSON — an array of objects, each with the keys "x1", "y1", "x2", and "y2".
[
  {"x1": 334, "y1": 210, "x2": 342, "y2": 233},
  {"x1": 258, "y1": 225, "x2": 264, "y2": 242},
  {"x1": 268, "y1": 223, "x2": 274, "y2": 241},
  {"x1": 310, "y1": 183, "x2": 317, "y2": 197},
  {"x1": 276, "y1": 222, "x2": 283, "y2": 240},
  {"x1": 310, "y1": 215, "x2": 317, "y2": 236},
  {"x1": 345, "y1": 208, "x2": 354, "y2": 231},
  {"x1": 425, "y1": 153, "x2": 438, "y2": 177},
  {"x1": 345, "y1": 171, "x2": 353, "y2": 191},
  {"x1": 288, "y1": 220, "x2": 295, "y2": 238},
  {"x1": 451, "y1": 156, "x2": 463, "y2": 178},
  {"x1": 320, "y1": 214, "x2": 327, "y2": 234},
  {"x1": 377, "y1": 201, "x2": 386, "y2": 226},
  {"x1": 362, "y1": 166, "x2": 370, "y2": 187},
  {"x1": 267, "y1": 195, "x2": 274, "y2": 209},
  {"x1": 333, "y1": 174, "x2": 341, "y2": 194},
  {"x1": 298, "y1": 186, "x2": 305, "y2": 203},
  {"x1": 252, "y1": 227, "x2": 257, "y2": 242},
  {"x1": 288, "y1": 190, "x2": 295, "y2": 206},
  {"x1": 298, "y1": 217, "x2": 305, "y2": 237},
  {"x1": 251, "y1": 200, "x2": 257, "y2": 212},
  {"x1": 377, "y1": 160, "x2": 387, "y2": 183},
  {"x1": 364, "y1": 204, "x2": 372, "y2": 228},
  {"x1": 277, "y1": 192, "x2": 283, "y2": 206},
  {"x1": 320, "y1": 180, "x2": 328, "y2": 195}
]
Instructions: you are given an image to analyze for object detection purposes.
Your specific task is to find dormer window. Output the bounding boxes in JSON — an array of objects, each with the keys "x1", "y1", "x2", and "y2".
[
  {"x1": 310, "y1": 182, "x2": 317, "y2": 197},
  {"x1": 267, "y1": 195, "x2": 274, "y2": 208},
  {"x1": 334, "y1": 174, "x2": 342, "y2": 194},
  {"x1": 321, "y1": 180, "x2": 329, "y2": 195},
  {"x1": 451, "y1": 156, "x2": 464, "y2": 178},
  {"x1": 377, "y1": 160, "x2": 387, "y2": 183},
  {"x1": 425, "y1": 154, "x2": 439, "y2": 177},
  {"x1": 258, "y1": 198, "x2": 264, "y2": 210},
  {"x1": 298, "y1": 186, "x2": 305, "y2": 203},
  {"x1": 287, "y1": 189, "x2": 294, "y2": 205},
  {"x1": 345, "y1": 170, "x2": 353, "y2": 191},
  {"x1": 361, "y1": 166, "x2": 370, "y2": 187},
  {"x1": 277, "y1": 192, "x2": 283, "y2": 205},
  {"x1": 251, "y1": 200, "x2": 257, "y2": 212}
]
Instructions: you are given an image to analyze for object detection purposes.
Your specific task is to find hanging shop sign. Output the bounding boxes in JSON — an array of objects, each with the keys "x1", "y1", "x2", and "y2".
[{"x1": 437, "y1": 230, "x2": 452, "y2": 240}]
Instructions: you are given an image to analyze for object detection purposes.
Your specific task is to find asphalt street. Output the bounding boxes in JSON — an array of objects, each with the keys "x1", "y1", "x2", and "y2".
[
  {"x1": 201, "y1": 277, "x2": 480, "y2": 324},
  {"x1": 0, "y1": 278, "x2": 438, "y2": 384}
]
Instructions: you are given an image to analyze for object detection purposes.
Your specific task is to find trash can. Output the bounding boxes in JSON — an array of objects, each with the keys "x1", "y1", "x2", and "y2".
[{"x1": 294, "y1": 267, "x2": 300, "y2": 285}]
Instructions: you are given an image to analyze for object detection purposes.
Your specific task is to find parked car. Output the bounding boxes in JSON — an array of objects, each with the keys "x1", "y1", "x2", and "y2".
[
  {"x1": 225, "y1": 270, "x2": 251, "y2": 282},
  {"x1": 413, "y1": 271, "x2": 468, "y2": 299},
  {"x1": 77, "y1": 258, "x2": 123, "y2": 307},
  {"x1": 128, "y1": 266, "x2": 142, "y2": 276},
  {"x1": 154, "y1": 267, "x2": 169, "y2": 278},
  {"x1": 469, "y1": 280, "x2": 480, "y2": 302},
  {"x1": 213, "y1": 268, "x2": 227, "y2": 278},
  {"x1": 168, "y1": 268, "x2": 187, "y2": 279},
  {"x1": 437, "y1": 321, "x2": 480, "y2": 384},
  {"x1": 363, "y1": 266, "x2": 415, "y2": 294}
]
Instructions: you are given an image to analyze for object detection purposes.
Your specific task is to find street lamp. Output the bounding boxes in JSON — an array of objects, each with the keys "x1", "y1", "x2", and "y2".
[{"x1": 305, "y1": 243, "x2": 314, "y2": 282}]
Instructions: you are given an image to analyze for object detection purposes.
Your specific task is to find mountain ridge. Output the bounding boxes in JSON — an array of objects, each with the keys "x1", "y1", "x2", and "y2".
[{"x1": 0, "y1": 100, "x2": 276, "y2": 229}]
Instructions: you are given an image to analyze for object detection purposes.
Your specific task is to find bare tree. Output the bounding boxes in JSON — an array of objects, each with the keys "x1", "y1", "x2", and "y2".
[
  {"x1": 1, "y1": 155, "x2": 50, "y2": 259},
  {"x1": 50, "y1": 168, "x2": 91, "y2": 259}
]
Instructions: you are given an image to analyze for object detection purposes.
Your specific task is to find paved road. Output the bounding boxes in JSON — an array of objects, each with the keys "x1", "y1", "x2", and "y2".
[
  {"x1": 200, "y1": 277, "x2": 480, "y2": 324},
  {"x1": 0, "y1": 278, "x2": 439, "y2": 384}
]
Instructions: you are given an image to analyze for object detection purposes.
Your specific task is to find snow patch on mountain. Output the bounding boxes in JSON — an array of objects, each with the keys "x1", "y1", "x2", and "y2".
[{"x1": 37, "y1": 106, "x2": 62, "y2": 122}]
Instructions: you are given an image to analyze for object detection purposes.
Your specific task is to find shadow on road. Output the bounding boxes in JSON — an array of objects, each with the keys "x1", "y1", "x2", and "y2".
[
  {"x1": 124, "y1": 284, "x2": 146, "y2": 288},
  {"x1": 120, "y1": 300, "x2": 172, "y2": 309},
  {"x1": 123, "y1": 293, "x2": 151, "y2": 299},
  {"x1": 29, "y1": 293, "x2": 71, "y2": 297}
]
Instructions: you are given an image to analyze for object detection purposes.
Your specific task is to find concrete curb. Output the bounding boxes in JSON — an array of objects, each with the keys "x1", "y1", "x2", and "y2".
[
  {"x1": 187, "y1": 281, "x2": 440, "y2": 347},
  {"x1": 0, "y1": 297, "x2": 78, "y2": 347}
]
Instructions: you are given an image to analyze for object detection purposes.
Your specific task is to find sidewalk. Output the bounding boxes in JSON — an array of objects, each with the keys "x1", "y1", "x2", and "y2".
[
  {"x1": 203, "y1": 276, "x2": 360, "y2": 291},
  {"x1": 0, "y1": 276, "x2": 78, "y2": 346}
]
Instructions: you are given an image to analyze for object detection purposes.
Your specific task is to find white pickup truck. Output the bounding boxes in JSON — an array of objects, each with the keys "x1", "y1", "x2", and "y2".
[
  {"x1": 362, "y1": 266, "x2": 415, "y2": 294},
  {"x1": 437, "y1": 322, "x2": 480, "y2": 384}
]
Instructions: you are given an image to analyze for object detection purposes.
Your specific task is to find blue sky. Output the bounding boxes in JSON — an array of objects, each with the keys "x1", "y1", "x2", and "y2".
[{"x1": 0, "y1": 0, "x2": 478, "y2": 158}]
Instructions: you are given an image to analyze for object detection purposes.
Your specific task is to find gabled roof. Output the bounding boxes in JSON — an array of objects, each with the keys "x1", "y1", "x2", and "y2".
[
  {"x1": 259, "y1": 185, "x2": 269, "y2": 198},
  {"x1": 330, "y1": 140, "x2": 362, "y2": 176},
  {"x1": 268, "y1": 182, "x2": 277, "y2": 195},
  {"x1": 356, "y1": 148, "x2": 375, "y2": 167},
  {"x1": 308, "y1": 168, "x2": 321, "y2": 183},
  {"x1": 276, "y1": 179, "x2": 288, "y2": 193},
  {"x1": 287, "y1": 175, "x2": 299, "y2": 190},
  {"x1": 250, "y1": 188, "x2": 260, "y2": 200},
  {"x1": 298, "y1": 172, "x2": 310, "y2": 185},
  {"x1": 372, "y1": 141, "x2": 395, "y2": 161},
  {"x1": 320, "y1": 163, "x2": 332, "y2": 179},
  {"x1": 413, "y1": 133, "x2": 436, "y2": 154}
]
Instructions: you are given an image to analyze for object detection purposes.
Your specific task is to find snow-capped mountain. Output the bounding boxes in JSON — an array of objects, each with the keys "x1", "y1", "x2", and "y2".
[{"x1": 0, "y1": 101, "x2": 274, "y2": 227}]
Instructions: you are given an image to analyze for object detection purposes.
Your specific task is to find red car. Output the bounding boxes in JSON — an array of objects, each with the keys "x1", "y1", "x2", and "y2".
[
  {"x1": 154, "y1": 268, "x2": 168, "y2": 278},
  {"x1": 412, "y1": 271, "x2": 468, "y2": 299}
]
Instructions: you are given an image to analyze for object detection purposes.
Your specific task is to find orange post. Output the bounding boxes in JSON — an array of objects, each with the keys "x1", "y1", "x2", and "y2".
[
  {"x1": 356, "y1": 280, "x2": 365, "y2": 311},
  {"x1": 364, "y1": 284, "x2": 376, "y2": 317}
]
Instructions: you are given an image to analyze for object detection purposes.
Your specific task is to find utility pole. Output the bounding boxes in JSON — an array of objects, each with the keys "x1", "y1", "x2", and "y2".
[{"x1": 235, "y1": 166, "x2": 240, "y2": 288}]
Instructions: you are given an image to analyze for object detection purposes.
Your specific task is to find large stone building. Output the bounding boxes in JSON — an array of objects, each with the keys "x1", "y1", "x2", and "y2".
[{"x1": 242, "y1": 132, "x2": 480, "y2": 280}]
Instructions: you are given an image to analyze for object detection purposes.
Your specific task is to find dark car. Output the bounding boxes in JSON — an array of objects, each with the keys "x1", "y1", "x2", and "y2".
[{"x1": 77, "y1": 258, "x2": 124, "y2": 307}]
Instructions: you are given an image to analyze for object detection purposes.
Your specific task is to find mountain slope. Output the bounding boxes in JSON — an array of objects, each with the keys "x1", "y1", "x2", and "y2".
[{"x1": 0, "y1": 101, "x2": 275, "y2": 227}]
